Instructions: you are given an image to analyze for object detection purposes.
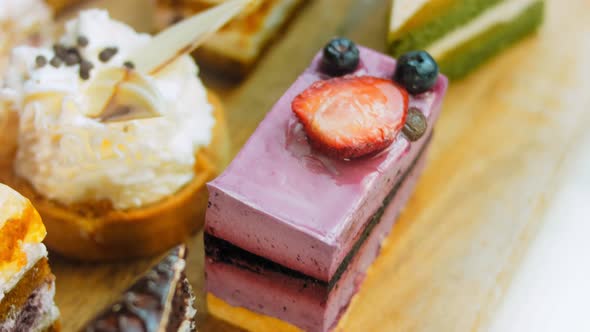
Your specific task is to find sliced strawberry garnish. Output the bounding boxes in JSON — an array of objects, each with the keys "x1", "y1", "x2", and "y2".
[{"x1": 292, "y1": 75, "x2": 409, "y2": 159}]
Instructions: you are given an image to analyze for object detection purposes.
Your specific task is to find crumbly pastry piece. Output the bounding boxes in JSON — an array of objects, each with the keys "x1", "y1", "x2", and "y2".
[
  {"x1": 81, "y1": 245, "x2": 197, "y2": 332},
  {"x1": 0, "y1": 10, "x2": 230, "y2": 261},
  {"x1": 0, "y1": 183, "x2": 60, "y2": 332},
  {"x1": 155, "y1": 0, "x2": 305, "y2": 77},
  {"x1": 204, "y1": 43, "x2": 448, "y2": 331},
  {"x1": 388, "y1": 0, "x2": 544, "y2": 79}
]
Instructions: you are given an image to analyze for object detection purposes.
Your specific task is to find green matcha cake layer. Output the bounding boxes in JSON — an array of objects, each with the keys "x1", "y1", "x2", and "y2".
[
  {"x1": 437, "y1": 0, "x2": 544, "y2": 80},
  {"x1": 389, "y1": 0, "x2": 503, "y2": 57}
]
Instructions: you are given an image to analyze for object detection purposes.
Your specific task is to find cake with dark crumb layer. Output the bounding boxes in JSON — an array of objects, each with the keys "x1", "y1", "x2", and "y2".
[
  {"x1": 0, "y1": 184, "x2": 60, "y2": 332},
  {"x1": 389, "y1": 0, "x2": 544, "y2": 79},
  {"x1": 205, "y1": 43, "x2": 447, "y2": 331},
  {"x1": 82, "y1": 245, "x2": 196, "y2": 332}
]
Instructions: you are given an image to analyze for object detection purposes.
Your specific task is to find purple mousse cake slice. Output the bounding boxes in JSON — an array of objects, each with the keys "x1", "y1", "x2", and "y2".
[{"x1": 205, "y1": 40, "x2": 447, "y2": 332}]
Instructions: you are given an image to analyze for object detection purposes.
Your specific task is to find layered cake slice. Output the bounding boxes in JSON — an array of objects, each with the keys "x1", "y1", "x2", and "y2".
[
  {"x1": 155, "y1": 0, "x2": 305, "y2": 77},
  {"x1": 0, "y1": 183, "x2": 59, "y2": 332},
  {"x1": 81, "y1": 245, "x2": 196, "y2": 332},
  {"x1": 388, "y1": 0, "x2": 545, "y2": 79},
  {"x1": 205, "y1": 39, "x2": 448, "y2": 331}
]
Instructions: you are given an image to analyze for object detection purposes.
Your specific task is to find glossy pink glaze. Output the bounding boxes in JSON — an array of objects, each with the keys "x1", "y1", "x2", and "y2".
[
  {"x1": 206, "y1": 46, "x2": 448, "y2": 281},
  {"x1": 206, "y1": 147, "x2": 430, "y2": 332}
]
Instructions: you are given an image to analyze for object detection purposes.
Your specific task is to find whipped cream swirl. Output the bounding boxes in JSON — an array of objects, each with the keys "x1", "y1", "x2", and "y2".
[{"x1": 2, "y1": 10, "x2": 215, "y2": 210}]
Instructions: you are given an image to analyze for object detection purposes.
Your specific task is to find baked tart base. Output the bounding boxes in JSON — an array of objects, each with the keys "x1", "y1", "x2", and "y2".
[{"x1": 0, "y1": 92, "x2": 230, "y2": 261}]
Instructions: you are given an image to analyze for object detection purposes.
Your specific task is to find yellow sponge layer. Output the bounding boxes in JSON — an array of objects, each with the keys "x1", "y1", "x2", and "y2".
[{"x1": 207, "y1": 293, "x2": 303, "y2": 332}]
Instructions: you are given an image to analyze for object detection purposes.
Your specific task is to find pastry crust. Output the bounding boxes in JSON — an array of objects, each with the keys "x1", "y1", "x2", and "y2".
[{"x1": 0, "y1": 92, "x2": 230, "y2": 261}]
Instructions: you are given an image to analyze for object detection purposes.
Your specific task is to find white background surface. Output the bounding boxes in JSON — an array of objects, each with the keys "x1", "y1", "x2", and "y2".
[{"x1": 489, "y1": 131, "x2": 590, "y2": 332}]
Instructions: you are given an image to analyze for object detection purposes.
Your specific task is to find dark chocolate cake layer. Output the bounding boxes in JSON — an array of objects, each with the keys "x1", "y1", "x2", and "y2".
[
  {"x1": 82, "y1": 245, "x2": 195, "y2": 332},
  {"x1": 205, "y1": 134, "x2": 431, "y2": 293}
]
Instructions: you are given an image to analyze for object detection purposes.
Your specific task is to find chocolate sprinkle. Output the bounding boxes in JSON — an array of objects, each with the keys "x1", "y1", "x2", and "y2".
[
  {"x1": 123, "y1": 61, "x2": 135, "y2": 70},
  {"x1": 49, "y1": 56, "x2": 62, "y2": 68},
  {"x1": 79, "y1": 60, "x2": 94, "y2": 80},
  {"x1": 64, "y1": 48, "x2": 81, "y2": 66},
  {"x1": 35, "y1": 55, "x2": 47, "y2": 68},
  {"x1": 98, "y1": 47, "x2": 118, "y2": 63},
  {"x1": 52, "y1": 44, "x2": 67, "y2": 59},
  {"x1": 77, "y1": 35, "x2": 89, "y2": 47}
]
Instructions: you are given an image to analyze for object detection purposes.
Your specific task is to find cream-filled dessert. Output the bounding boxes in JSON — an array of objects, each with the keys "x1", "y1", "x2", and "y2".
[
  {"x1": 0, "y1": 183, "x2": 60, "y2": 332},
  {"x1": 155, "y1": 0, "x2": 305, "y2": 77},
  {"x1": 4, "y1": 9, "x2": 214, "y2": 209},
  {"x1": 205, "y1": 39, "x2": 447, "y2": 331},
  {"x1": 0, "y1": 9, "x2": 231, "y2": 261}
]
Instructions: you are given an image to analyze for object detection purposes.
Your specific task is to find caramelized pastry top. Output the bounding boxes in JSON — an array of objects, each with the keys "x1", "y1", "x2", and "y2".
[{"x1": 0, "y1": 183, "x2": 47, "y2": 300}]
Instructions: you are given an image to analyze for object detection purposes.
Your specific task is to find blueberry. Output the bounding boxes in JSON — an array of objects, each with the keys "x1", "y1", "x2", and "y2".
[
  {"x1": 393, "y1": 51, "x2": 438, "y2": 94},
  {"x1": 322, "y1": 37, "x2": 360, "y2": 76}
]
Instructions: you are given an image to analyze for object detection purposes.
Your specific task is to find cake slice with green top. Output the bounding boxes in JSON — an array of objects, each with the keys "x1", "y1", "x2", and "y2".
[{"x1": 389, "y1": 0, "x2": 544, "y2": 80}]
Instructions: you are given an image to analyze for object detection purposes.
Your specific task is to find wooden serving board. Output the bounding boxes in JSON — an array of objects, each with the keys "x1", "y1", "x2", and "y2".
[{"x1": 51, "y1": 0, "x2": 590, "y2": 331}]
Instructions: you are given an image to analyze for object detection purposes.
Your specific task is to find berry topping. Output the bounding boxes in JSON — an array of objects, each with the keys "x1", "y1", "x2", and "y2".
[
  {"x1": 292, "y1": 76, "x2": 409, "y2": 159},
  {"x1": 402, "y1": 107, "x2": 427, "y2": 141},
  {"x1": 322, "y1": 37, "x2": 360, "y2": 76},
  {"x1": 393, "y1": 50, "x2": 438, "y2": 95}
]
